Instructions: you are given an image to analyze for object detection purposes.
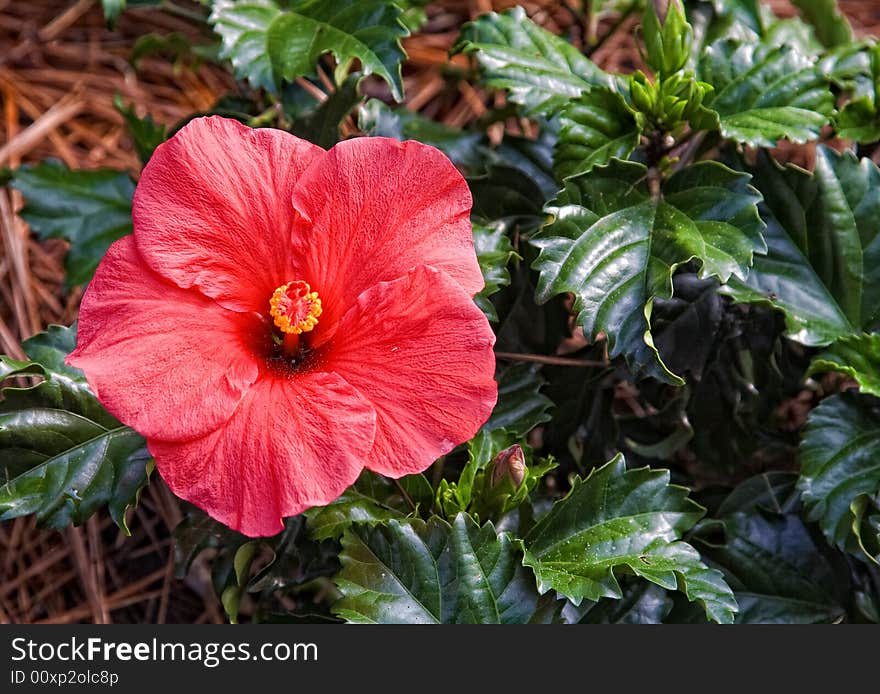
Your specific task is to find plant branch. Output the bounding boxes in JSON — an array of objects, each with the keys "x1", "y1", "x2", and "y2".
[
  {"x1": 393, "y1": 479, "x2": 417, "y2": 512},
  {"x1": 586, "y1": 1, "x2": 638, "y2": 57},
  {"x1": 495, "y1": 351, "x2": 608, "y2": 368}
]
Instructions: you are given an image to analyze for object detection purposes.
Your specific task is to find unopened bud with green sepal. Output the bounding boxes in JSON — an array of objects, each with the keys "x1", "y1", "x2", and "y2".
[{"x1": 641, "y1": 0, "x2": 692, "y2": 77}]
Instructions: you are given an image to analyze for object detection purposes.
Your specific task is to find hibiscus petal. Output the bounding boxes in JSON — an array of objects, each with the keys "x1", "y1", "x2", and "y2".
[
  {"x1": 289, "y1": 136, "x2": 483, "y2": 344},
  {"x1": 133, "y1": 116, "x2": 323, "y2": 312},
  {"x1": 67, "y1": 236, "x2": 260, "y2": 442},
  {"x1": 149, "y1": 371, "x2": 377, "y2": 537},
  {"x1": 326, "y1": 265, "x2": 497, "y2": 477}
]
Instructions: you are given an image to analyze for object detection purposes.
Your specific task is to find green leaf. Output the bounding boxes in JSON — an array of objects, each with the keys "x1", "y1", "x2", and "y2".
[
  {"x1": 722, "y1": 147, "x2": 880, "y2": 344},
  {"x1": 174, "y1": 505, "x2": 248, "y2": 579},
  {"x1": 809, "y1": 333, "x2": 880, "y2": 397},
  {"x1": 289, "y1": 73, "x2": 361, "y2": 148},
  {"x1": 819, "y1": 40, "x2": 874, "y2": 89},
  {"x1": 303, "y1": 472, "x2": 408, "y2": 541},
  {"x1": 358, "y1": 100, "x2": 485, "y2": 171},
  {"x1": 483, "y1": 363, "x2": 554, "y2": 439},
  {"x1": 0, "y1": 325, "x2": 151, "y2": 531},
  {"x1": 716, "y1": 471, "x2": 801, "y2": 517},
  {"x1": 101, "y1": 0, "x2": 126, "y2": 28},
  {"x1": 520, "y1": 454, "x2": 737, "y2": 623},
  {"x1": 11, "y1": 161, "x2": 134, "y2": 288},
  {"x1": 333, "y1": 514, "x2": 539, "y2": 623},
  {"x1": 699, "y1": 39, "x2": 834, "y2": 147},
  {"x1": 763, "y1": 17, "x2": 824, "y2": 57},
  {"x1": 449, "y1": 365, "x2": 553, "y2": 518},
  {"x1": 113, "y1": 96, "x2": 167, "y2": 164},
  {"x1": 396, "y1": 1, "x2": 429, "y2": 33},
  {"x1": 790, "y1": 0, "x2": 853, "y2": 48},
  {"x1": 532, "y1": 158, "x2": 765, "y2": 384},
  {"x1": 688, "y1": 0, "x2": 762, "y2": 59},
  {"x1": 453, "y1": 6, "x2": 612, "y2": 117},
  {"x1": 267, "y1": 2, "x2": 407, "y2": 100},
  {"x1": 473, "y1": 223, "x2": 518, "y2": 322},
  {"x1": 697, "y1": 511, "x2": 849, "y2": 623},
  {"x1": 554, "y1": 88, "x2": 640, "y2": 181},
  {"x1": 211, "y1": 0, "x2": 408, "y2": 100},
  {"x1": 837, "y1": 96, "x2": 880, "y2": 143},
  {"x1": 798, "y1": 392, "x2": 880, "y2": 564},
  {"x1": 210, "y1": 0, "x2": 278, "y2": 92},
  {"x1": 835, "y1": 43, "x2": 880, "y2": 143},
  {"x1": 577, "y1": 580, "x2": 674, "y2": 624}
]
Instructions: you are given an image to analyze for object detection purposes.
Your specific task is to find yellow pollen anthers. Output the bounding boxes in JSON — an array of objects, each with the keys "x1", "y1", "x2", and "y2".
[{"x1": 269, "y1": 280, "x2": 322, "y2": 335}]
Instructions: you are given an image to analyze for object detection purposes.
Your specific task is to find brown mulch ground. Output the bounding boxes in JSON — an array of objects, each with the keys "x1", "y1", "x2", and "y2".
[{"x1": 1, "y1": 0, "x2": 879, "y2": 624}]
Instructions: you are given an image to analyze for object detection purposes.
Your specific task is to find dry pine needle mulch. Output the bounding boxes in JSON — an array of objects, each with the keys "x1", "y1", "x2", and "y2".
[{"x1": 1, "y1": 0, "x2": 879, "y2": 624}]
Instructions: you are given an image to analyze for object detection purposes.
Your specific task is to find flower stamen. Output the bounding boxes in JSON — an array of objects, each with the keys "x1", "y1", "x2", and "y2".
[{"x1": 269, "y1": 281, "x2": 322, "y2": 335}]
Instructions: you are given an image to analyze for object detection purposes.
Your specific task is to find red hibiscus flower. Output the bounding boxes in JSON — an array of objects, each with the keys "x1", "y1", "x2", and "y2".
[{"x1": 67, "y1": 116, "x2": 497, "y2": 537}]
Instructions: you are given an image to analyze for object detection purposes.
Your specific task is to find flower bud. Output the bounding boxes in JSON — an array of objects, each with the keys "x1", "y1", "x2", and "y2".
[
  {"x1": 641, "y1": 0, "x2": 692, "y2": 77},
  {"x1": 490, "y1": 444, "x2": 526, "y2": 488}
]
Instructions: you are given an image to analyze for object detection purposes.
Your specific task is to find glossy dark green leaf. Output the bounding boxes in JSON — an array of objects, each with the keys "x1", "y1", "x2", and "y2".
[
  {"x1": 452, "y1": 365, "x2": 554, "y2": 517},
  {"x1": 209, "y1": 0, "x2": 277, "y2": 92},
  {"x1": 790, "y1": 0, "x2": 853, "y2": 48},
  {"x1": 809, "y1": 333, "x2": 880, "y2": 397},
  {"x1": 716, "y1": 472, "x2": 801, "y2": 517},
  {"x1": 394, "y1": 0, "x2": 429, "y2": 32},
  {"x1": 173, "y1": 505, "x2": 248, "y2": 579},
  {"x1": 113, "y1": 96, "x2": 167, "y2": 163},
  {"x1": 698, "y1": 510, "x2": 849, "y2": 623},
  {"x1": 473, "y1": 223, "x2": 518, "y2": 322},
  {"x1": 532, "y1": 158, "x2": 765, "y2": 384},
  {"x1": 360, "y1": 100, "x2": 556, "y2": 207},
  {"x1": 699, "y1": 39, "x2": 834, "y2": 147},
  {"x1": 708, "y1": 0, "x2": 763, "y2": 32},
  {"x1": 453, "y1": 7, "x2": 612, "y2": 117},
  {"x1": 266, "y1": 2, "x2": 406, "y2": 100},
  {"x1": 303, "y1": 477, "x2": 407, "y2": 541},
  {"x1": 334, "y1": 514, "x2": 538, "y2": 623},
  {"x1": 358, "y1": 100, "x2": 485, "y2": 171},
  {"x1": 468, "y1": 164, "x2": 547, "y2": 227},
  {"x1": 763, "y1": 17, "x2": 824, "y2": 57},
  {"x1": 837, "y1": 97, "x2": 880, "y2": 143},
  {"x1": 686, "y1": 0, "x2": 762, "y2": 61},
  {"x1": 11, "y1": 161, "x2": 134, "y2": 288},
  {"x1": 798, "y1": 392, "x2": 880, "y2": 564},
  {"x1": 483, "y1": 363, "x2": 554, "y2": 438},
  {"x1": 290, "y1": 73, "x2": 361, "y2": 148},
  {"x1": 0, "y1": 325, "x2": 151, "y2": 531},
  {"x1": 818, "y1": 40, "x2": 873, "y2": 89},
  {"x1": 651, "y1": 274, "x2": 723, "y2": 381},
  {"x1": 554, "y1": 88, "x2": 640, "y2": 181},
  {"x1": 211, "y1": 0, "x2": 408, "y2": 100},
  {"x1": 577, "y1": 580, "x2": 674, "y2": 624},
  {"x1": 834, "y1": 43, "x2": 880, "y2": 143},
  {"x1": 521, "y1": 455, "x2": 737, "y2": 623},
  {"x1": 490, "y1": 127, "x2": 558, "y2": 202},
  {"x1": 303, "y1": 470, "x2": 430, "y2": 542},
  {"x1": 722, "y1": 147, "x2": 880, "y2": 344}
]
